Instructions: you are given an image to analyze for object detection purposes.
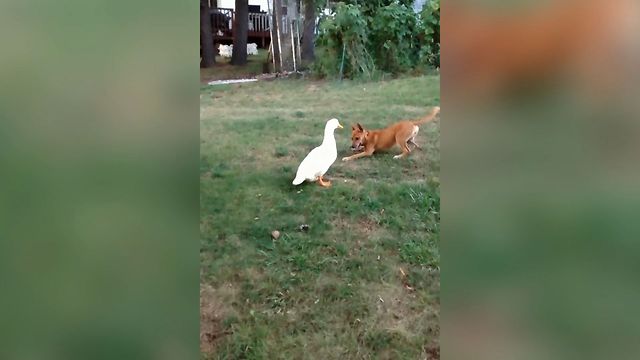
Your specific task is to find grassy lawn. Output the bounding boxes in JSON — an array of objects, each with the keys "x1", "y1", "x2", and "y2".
[
  {"x1": 200, "y1": 75, "x2": 440, "y2": 359},
  {"x1": 201, "y1": 49, "x2": 270, "y2": 83}
]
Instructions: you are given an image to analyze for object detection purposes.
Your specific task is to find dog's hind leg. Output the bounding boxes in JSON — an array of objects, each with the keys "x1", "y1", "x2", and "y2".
[
  {"x1": 408, "y1": 125, "x2": 421, "y2": 149},
  {"x1": 394, "y1": 127, "x2": 417, "y2": 159},
  {"x1": 394, "y1": 142, "x2": 411, "y2": 159},
  {"x1": 408, "y1": 138, "x2": 421, "y2": 150}
]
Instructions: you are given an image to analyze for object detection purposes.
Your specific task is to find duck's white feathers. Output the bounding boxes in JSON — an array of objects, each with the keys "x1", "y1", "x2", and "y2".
[
  {"x1": 292, "y1": 119, "x2": 340, "y2": 185},
  {"x1": 292, "y1": 144, "x2": 337, "y2": 184}
]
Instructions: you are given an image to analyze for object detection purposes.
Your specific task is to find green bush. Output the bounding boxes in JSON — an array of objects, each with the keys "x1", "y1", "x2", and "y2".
[
  {"x1": 370, "y1": 2, "x2": 421, "y2": 73},
  {"x1": 313, "y1": 0, "x2": 440, "y2": 78},
  {"x1": 314, "y1": 3, "x2": 375, "y2": 79},
  {"x1": 419, "y1": 0, "x2": 440, "y2": 68}
]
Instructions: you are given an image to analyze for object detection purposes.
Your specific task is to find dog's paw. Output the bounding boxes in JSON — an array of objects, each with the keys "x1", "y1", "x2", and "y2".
[
  {"x1": 342, "y1": 157, "x2": 350, "y2": 162},
  {"x1": 393, "y1": 155, "x2": 403, "y2": 159}
]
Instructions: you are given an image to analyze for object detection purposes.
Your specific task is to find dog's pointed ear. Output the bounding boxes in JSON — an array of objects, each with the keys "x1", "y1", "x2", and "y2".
[
  {"x1": 356, "y1": 123, "x2": 364, "y2": 131},
  {"x1": 351, "y1": 124, "x2": 357, "y2": 131}
]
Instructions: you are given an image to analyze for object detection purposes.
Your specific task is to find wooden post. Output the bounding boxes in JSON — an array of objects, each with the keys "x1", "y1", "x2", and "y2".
[{"x1": 267, "y1": 39, "x2": 276, "y2": 72}]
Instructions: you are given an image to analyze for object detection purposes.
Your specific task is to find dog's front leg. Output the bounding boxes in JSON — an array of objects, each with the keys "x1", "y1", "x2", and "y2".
[{"x1": 342, "y1": 150, "x2": 373, "y2": 162}]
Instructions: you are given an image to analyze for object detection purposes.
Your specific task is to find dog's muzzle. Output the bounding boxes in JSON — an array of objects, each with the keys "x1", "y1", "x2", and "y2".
[{"x1": 351, "y1": 145, "x2": 364, "y2": 152}]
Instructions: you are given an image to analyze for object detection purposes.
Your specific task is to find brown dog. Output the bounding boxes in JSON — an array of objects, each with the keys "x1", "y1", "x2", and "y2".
[
  {"x1": 444, "y1": 0, "x2": 637, "y2": 101},
  {"x1": 342, "y1": 106, "x2": 440, "y2": 161}
]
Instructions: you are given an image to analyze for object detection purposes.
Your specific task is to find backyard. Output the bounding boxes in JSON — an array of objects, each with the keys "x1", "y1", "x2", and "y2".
[
  {"x1": 200, "y1": 74, "x2": 440, "y2": 359},
  {"x1": 200, "y1": 49, "x2": 269, "y2": 83}
]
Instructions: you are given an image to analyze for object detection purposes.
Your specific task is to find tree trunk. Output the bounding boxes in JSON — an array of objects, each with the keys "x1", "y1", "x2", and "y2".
[
  {"x1": 200, "y1": 0, "x2": 215, "y2": 68},
  {"x1": 270, "y1": 0, "x2": 281, "y2": 72},
  {"x1": 231, "y1": 0, "x2": 249, "y2": 65},
  {"x1": 301, "y1": 0, "x2": 316, "y2": 65}
]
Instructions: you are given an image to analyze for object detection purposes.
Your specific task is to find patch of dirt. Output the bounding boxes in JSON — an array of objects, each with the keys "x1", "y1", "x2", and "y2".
[
  {"x1": 323, "y1": 176, "x2": 359, "y2": 186},
  {"x1": 242, "y1": 266, "x2": 265, "y2": 283},
  {"x1": 371, "y1": 282, "x2": 417, "y2": 330},
  {"x1": 200, "y1": 283, "x2": 237, "y2": 355},
  {"x1": 359, "y1": 218, "x2": 381, "y2": 235},
  {"x1": 396, "y1": 105, "x2": 429, "y2": 116},
  {"x1": 331, "y1": 217, "x2": 375, "y2": 241},
  {"x1": 424, "y1": 345, "x2": 440, "y2": 360},
  {"x1": 367, "y1": 282, "x2": 439, "y2": 354},
  {"x1": 199, "y1": 64, "x2": 266, "y2": 83},
  {"x1": 200, "y1": 215, "x2": 215, "y2": 235},
  {"x1": 303, "y1": 79, "x2": 329, "y2": 92},
  {"x1": 329, "y1": 217, "x2": 391, "y2": 258}
]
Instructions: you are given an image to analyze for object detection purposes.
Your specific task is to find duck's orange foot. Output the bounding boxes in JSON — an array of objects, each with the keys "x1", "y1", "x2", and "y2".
[{"x1": 318, "y1": 176, "x2": 332, "y2": 187}]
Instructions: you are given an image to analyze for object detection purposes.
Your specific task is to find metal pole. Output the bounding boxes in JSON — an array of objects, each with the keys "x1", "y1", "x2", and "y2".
[
  {"x1": 290, "y1": 22, "x2": 297, "y2": 72},
  {"x1": 339, "y1": 42, "x2": 346, "y2": 81},
  {"x1": 296, "y1": 19, "x2": 301, "y2": 66},
  {"x1": 275, "y1": 0, "x2": 284, "y2": 71},
  {"x1": 266, "y1": 0, "x2": 276, "y2": 72}
]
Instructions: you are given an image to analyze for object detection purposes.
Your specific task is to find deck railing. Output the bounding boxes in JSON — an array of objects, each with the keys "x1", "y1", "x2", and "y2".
[
  {"x1": 211, "y1": 8, "x2": 271, "y2": 34},
  {"x1": 249, "y1": 12, "x2": 269, "y2": 32},
  {"x1": 211, "y1": 8, "x2": 233, "y2": 32}
]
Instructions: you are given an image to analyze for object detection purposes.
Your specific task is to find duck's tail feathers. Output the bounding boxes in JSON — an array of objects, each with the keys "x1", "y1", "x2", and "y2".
[{"x1": 292, "y1": 176, "x2": 304, "y2": 185}]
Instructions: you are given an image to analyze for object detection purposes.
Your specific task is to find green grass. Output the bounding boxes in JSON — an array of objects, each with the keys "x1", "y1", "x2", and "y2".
[
  {"x1": 200, "y1": 75, "x2": 440, "y2": 359},
  {"x1": 201, "y1": 49, "x2": 269, "y2": 83}
]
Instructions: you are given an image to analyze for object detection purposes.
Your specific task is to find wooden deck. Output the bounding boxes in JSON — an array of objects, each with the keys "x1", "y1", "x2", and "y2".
[{"x1": 210, "y1": 8, "x2": 271, "y2": 48}]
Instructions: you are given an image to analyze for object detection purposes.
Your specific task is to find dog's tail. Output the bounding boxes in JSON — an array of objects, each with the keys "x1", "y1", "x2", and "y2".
[{"x1": 412, "y1": 106, "x2": 441, "y2": 125}]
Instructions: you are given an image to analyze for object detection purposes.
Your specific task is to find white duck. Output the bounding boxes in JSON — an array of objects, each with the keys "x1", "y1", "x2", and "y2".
[{"x1": 292, "y1": 118, "x2": 344, "y2": 187}]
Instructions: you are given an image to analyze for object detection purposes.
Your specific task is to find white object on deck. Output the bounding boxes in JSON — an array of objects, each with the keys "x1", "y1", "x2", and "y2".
[
  {"x1": 218, "y1": 44, "x2": 233, "y2": 58},
  {"x1": 218, "y1": 43, "x2": 259, "y2": 58},
  {"x1": 247, "y1": 43, "x2": 258, "y2": 55}
]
